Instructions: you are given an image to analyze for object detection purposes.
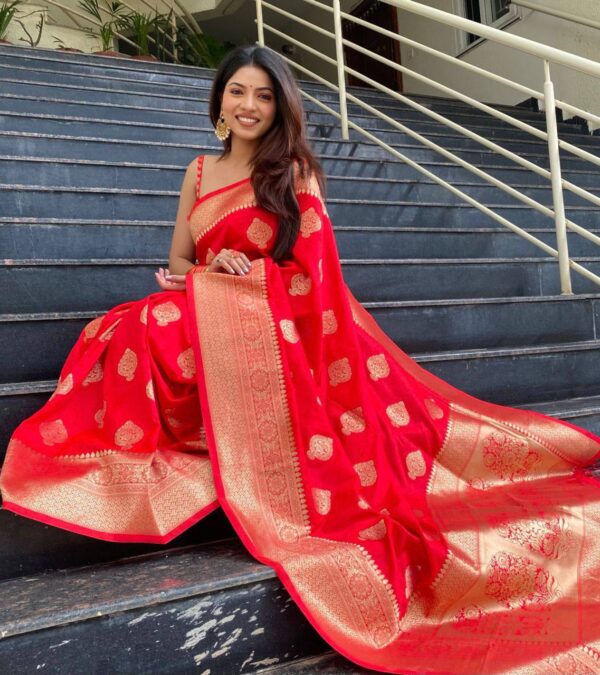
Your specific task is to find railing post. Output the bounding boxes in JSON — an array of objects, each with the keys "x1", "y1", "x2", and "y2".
[
  {"x1": 256, "y1": 0, "x2": 264, "y2": 46},
  {"x1": 332, "y1": 0, "x2": 349, "y2": 140},
  {"x1": 543, "y1": 60, "x2": 572, "y2": 295}
]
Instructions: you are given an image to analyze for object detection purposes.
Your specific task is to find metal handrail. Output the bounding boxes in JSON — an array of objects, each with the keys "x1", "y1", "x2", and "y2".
[
  {"x1": 511, "y1": 0, "x2": 600, "y2": 32},
  {"x1": 255, "y1": 0, "x2": 600, "y2": 295}
]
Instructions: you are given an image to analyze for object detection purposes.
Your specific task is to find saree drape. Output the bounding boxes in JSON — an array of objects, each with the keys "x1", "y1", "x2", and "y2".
[{"x1": 2, "y1": 155, "x2": 600, "y2": 674}]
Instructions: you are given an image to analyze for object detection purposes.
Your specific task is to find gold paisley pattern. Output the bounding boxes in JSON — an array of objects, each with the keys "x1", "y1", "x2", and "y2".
[
  {"x1": 55, "y1": 373, "x2": 73, "y2": 395},
  {"x1": 117, "y1": 348, "x2": 138, "y2": 382},
  {"x1": 358, "y1": 519, "x2": 387, "y2": 541},
  {"x1": 328, "y1": 357, "x2": 352, "y2": 386},
  {"x1": 145, "y1": 379, "x2": 155, "y2": 401},
  {"x1": 140, "y1": 304, "x2": 148, "y2": 325},
  {"x1": 152, "y1": 301, "x2": 181, "y2": 327},
  {"x1": 280, "y1": 319, "x2": 300, "y2": 344},
  {"x1": 312, "y1": 487, "x2": 331, "y2": 515},
  {"x1": 406, "y1": 450, "x2": 426, "y2": 480},
  {"x1": 246, "y1": 217, "x2": 273, "y2": 249},
  {"x1": 424, "y1": 398, "x2": 444, "y2": 420},
  {"x1": 386, "y1": 401, "x2": 410, "y2": 427},
  {"x1": 357, "y1": 496, "x2": 370, "y2": 509},
  {"x1": 307, "y1": 434, "x2": 334, "y2": 461},
  {"x1": 177, "y1": 347, "x2": 196, "y2": 379},
  {"x1": 99, "y1": 320, "x2": 120, "y2": 342},
  {"x1": 83, "y1": 316, "x2": 102, "y2": 340},
  {"x1": 39, "y1": 419, "x2": 68, "y2": 446},
  {"x1": 322, "y1": 309, "x2": 338, "y2": 335},
  {"x1": 354, "y1": 459, "x2": 377, "y2": 487},
  {"x1": 289, "y1": 273, "x2": 312, "y2": 296},
  {"x1": 83, "y1": 361, "x2": 103, "y2": 386},
  {"x1": 340, "y1": 407, "x2": 366, "y2": 435},
  {"x1": 367, "y1": 353, "x2": 390, "y2": 381},
  {"x1": 114, "y1": 420, "x2": 144, "y2": 450},
  {"x1": 300, "y1": 206, "x2": 322, "y2": 238},
  {"x1": 94, "y1": 401, "x2": 106, "y2": 429}
]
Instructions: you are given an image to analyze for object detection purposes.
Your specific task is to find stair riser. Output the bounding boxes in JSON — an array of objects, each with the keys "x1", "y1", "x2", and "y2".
[
  {"x1": 2, "y1": 94, "x2": 592, "y2": 149},
  {"x1": 0, "y1": 578, "x2": 327, "y2": 675},
  {"x1": 3, "y1": 223, "x2": 599, "y2": 261},
  {"x1": 0, "y1": 507, "x2": 234, "y2": 581},
  {"x1": 2, "y1": 348, "x2": 599, "y2": 464},
  {"x1": 2, "y1": 161, "x2": 597, "y2": 208},
  {"x1": 2, "y1": 261, "x2": 600, "y2": 313},
  {"x1": 3, "y1": 190, "x2": 600, "y2": 229},
  {"x1": 1, "y1": 298, "x2": 598, "y2": 384}
]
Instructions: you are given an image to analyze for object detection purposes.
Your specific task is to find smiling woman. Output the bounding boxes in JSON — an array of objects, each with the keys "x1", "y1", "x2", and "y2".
[{"x1": 2, "y1": 44, "x2": 600, "y2": 675}]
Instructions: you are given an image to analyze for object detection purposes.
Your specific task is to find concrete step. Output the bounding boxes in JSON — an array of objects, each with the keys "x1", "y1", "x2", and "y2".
[
  {"x1": 3, "y1": 258, "x2": 600, "y2": 315},
  {"x1": 2, "y1": 295, "x2": 599, "y2": 384},
  {"x1": 0, "y1": 537, "x2": 328, "y2": 673}
]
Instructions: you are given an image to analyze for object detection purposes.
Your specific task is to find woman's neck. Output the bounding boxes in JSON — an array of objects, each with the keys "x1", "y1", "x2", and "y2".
[{"x1": 224, "y1": 136, "x2": 259, "y2": 168}]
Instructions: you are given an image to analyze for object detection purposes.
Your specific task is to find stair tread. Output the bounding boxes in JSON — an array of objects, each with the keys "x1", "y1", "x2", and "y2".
[{"x1": 0, "y1": 537, "x2": 270, "y2": 639}]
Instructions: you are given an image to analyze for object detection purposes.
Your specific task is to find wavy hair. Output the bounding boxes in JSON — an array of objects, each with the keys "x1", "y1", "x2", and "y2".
[{"x1": 209, "y1": 45, "x2": 326, "y2": 262}]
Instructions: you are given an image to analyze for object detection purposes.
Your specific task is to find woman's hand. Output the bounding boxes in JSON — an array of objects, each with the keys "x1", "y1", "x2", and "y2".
[
  {"x1": 155, "y1": 267, "x2": 186, "y2": 291},
  {"x1": 208, "y1": 248, "x2": 252, "y2": 276}
]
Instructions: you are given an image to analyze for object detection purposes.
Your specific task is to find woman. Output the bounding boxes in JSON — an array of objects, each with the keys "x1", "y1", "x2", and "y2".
[{"x1": 2, "y1": 45, "x2": 600, "y2": 674}]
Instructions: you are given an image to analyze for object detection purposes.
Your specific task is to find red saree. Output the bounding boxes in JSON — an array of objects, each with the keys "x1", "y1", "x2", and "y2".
[{"x1": 2, "y1": 155, "x2": 600, "y2": 674}]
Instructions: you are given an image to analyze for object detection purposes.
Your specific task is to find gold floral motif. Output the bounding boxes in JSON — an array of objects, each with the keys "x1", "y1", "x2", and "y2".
[
  {"x1": 357, "y1": 496, "x2": 370, "y2": 509},
  {"x1": 483, "y1": 431, "x2": 541, "y2": 481},
  {"x1": 114, "y1": 420, "x2": 144, "y2": 450},
  {"x1": 354, "y1": 459, "x2": 377, "y2": 487},
  {"x1": 543, "y1": 653, "x2": 598, "y2": 675},
  {"x1": 454, "y1": 604, "x2": 485, "y2": 631},
  {"x1": 99, "y1": 319, "x2": 120, "y2": 342},
  {"x1": 358, "y1": 518, "x2": 386, "y2": 541},
  {"x1": 88, "y1": 460, "x2": 171, "y2": 486},
  {"x1": 55, "y1": 373, "x2": 73, "y2": 395},
  {"x1": 300, "y1": 207, "x2": 322, "y2": 238},
  {"x1": 177, "y1": 347, "x2": 196, "y2": 379},
  {"x1": 307, "y1": 434, "x2": 334, "y2": 461},
  {"x1": 312, "y1": 487, "x2": 331, "y2": 515},
  {"x1": 165, "y1": 408, "x2": 183, "y2": 429},
  {"x1": 367, "y1": 353, "x2": 390, "y2": 381},
  {"x1": 94, "y1": 401, "x2": 106, "y2": 429},
  {"x1": 83, "y1": 316, "x2": 102, "y2": 340},
  {"x1": 406, "y1": 450, "x2": 426, "y2": 480},
  {"x1": 386, "y1": 401, "x2": 410, "y2": 427},
  {"x1": 340, "y1": 406, "x2": 366, "y2": 435},
  {"x1": 498, "y1": 515, "x2": 575, "y2": 560},
  {"x1": 206, "y1": 248, "x2": 216, "y2": 265},
  {"x1": 289, "y1": 273, "x2": 312, "y2": 296},
  {"x1": 424, "y1": 398, "x2": 444, "y2": 420},
  {"x1": 322, "y1": 309, "x2": 338, "y2": 335},
  {"x1": 83, "y1": 361, "x2": 103, "y2": 386},
  {"x1": 280, "y1": 319, "x2": 299, "y2": 344},
  {"x1": 117, "y1": 348, "x2": 138, "y2": 382},
  {"x1": 246, "y1": 217, "x2": 273, "y2": 249},
  {"x1": 146, "y1": 379, "x2": 155, "y2": 401},
  {"x1": 328, "y1": 357, "x2": 352, "y2": 386},
  {"x1": 39, "y1": 419, "x2": 68, "y2": 446},
  {"x1": 485, "y1": 551, "x2": 559, "y2": 608},
  {"x1": 152, "y1": 301, "x2": 182, "y2": 326},
  {"x1": 140, "y1": 304, "x2": 148, "y2": 325}
]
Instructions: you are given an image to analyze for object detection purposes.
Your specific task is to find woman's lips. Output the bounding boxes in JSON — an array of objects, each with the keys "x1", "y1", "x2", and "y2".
[{"x1": 236, "y1": 115, "x2": 260, "y2": 127}]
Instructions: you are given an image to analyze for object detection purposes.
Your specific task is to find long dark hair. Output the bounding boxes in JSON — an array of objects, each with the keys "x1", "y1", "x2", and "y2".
[{"x1": 209, "y1": 45, "x2": 326, "y2": 262}]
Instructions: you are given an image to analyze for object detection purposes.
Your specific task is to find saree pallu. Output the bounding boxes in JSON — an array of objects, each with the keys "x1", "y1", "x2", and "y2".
[{"x1": 2, "y1": 167, "x2": 600, "y2": 674}]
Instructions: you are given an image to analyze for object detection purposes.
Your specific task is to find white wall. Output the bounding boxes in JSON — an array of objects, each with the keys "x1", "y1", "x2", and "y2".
[{"x1": 396, "y1": 0, "x2": 600, "y2": 121}]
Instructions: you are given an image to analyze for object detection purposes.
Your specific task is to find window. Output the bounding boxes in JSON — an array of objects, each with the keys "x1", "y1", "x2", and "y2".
[{"x1": 464, "y1": 0, "x2": 513, "y2": 46}]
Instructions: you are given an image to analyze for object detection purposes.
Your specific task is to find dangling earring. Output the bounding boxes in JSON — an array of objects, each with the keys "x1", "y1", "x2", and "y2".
[{"x1": 215, "y1": 110, "x2": 231, "y2": 141}]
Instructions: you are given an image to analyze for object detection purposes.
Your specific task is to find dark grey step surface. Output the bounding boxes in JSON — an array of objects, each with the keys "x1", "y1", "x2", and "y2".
[
  {"x1": 257, "y1": 651, "x2": 378, "y2": 673},
  {"x1": 0, "y1": 537, "x2": 328, "y2": 674}
]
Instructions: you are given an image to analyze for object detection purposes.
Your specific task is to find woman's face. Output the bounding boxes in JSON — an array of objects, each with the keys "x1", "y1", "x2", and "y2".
[{"x1": 220, "y1": 65, "x2": 277, "y2": 141}]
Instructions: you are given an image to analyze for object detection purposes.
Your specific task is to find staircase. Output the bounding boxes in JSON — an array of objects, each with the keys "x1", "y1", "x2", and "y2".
[{"x1": 2, "y1": 44, "x2": 600, "y2": 673}]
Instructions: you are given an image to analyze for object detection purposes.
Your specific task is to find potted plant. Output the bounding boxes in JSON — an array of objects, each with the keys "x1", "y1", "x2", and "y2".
[
  {"x1": 15, "y1": 7, "x2": 44, "y2": 48},
  {"x1": 78, "y1": 0, "x2": 130, "y2": 57},
  {"x1": 175, "y1": 28, "x2": 234, "y2": 68},
  {"x1": 0, "y1": 0, "x2": 22, "y2": 45},
  {"x1": 114, "y1": 8, "x2": 169, "y2": 62}
]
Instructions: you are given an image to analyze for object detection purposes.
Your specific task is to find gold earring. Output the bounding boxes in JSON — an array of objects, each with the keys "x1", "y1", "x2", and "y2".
[{"x1": 215, "y1": 111, "x2": 231, "y2": 141}]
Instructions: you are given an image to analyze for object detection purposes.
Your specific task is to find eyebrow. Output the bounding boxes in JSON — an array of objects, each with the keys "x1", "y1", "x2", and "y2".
[{"x1": 227, "y1": 82, "x2": 273, "y2": 91}]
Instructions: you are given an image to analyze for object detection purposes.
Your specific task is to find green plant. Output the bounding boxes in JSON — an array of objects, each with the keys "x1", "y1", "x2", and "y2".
[
  {"x1": 176, "y1": 29, "x2": 234, "y2": 68},
  {"x1": 15, "y1": 8, "x2": 44, "y2": 47},
  {"x1": 78, "y1": 0, "x2": 127, "y2": 52},
  {"x1": 114, "y1": 8, "x2": 168, "y2": 57},
  {"x1": 0, "y1": 0, "x2": 22, "y2": 41}
]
